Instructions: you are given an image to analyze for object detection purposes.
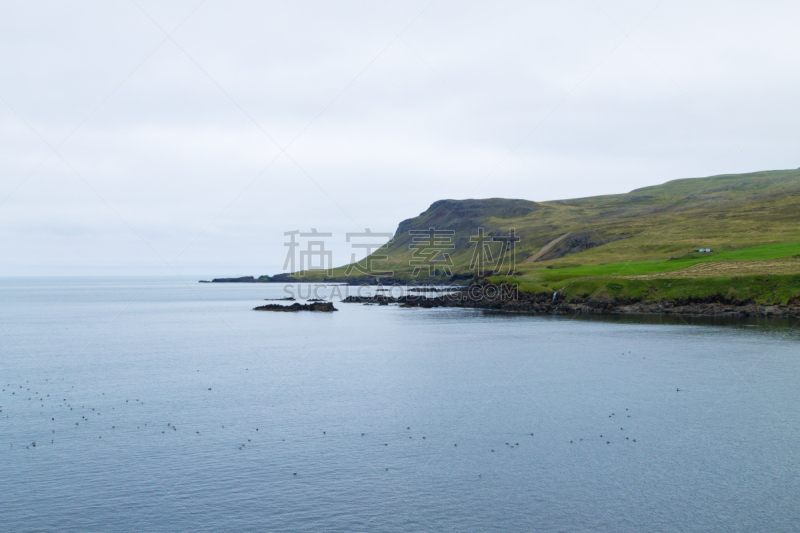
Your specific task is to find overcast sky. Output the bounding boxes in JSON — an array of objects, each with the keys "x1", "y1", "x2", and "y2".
[{"x1": 1, "y1": 0, "x2": 799, "y2": 277}]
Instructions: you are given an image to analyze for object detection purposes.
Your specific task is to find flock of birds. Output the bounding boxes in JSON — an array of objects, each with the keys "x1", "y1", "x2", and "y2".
[
  {"x1": 2, "y1": 373, "x2": 649, "y2": 465},
  {"x1": 3, "y1": 349, "x2": 666, "y2": 457},
  {"x1": 2, "y1": 379, "x2": 154, "y2": 449},
  {"x1": 570, "y1": 409, "x2": 638, "y2": 445}
]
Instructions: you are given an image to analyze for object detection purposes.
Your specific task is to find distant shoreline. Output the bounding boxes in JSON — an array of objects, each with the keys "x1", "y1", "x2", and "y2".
[{"x1": 199, "y1": 275, "x2": 469, "y2": 287}]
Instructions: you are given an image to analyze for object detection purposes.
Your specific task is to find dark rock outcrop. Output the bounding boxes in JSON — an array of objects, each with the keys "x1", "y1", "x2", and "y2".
[
  {"x1": 536, "y1": 231, "x2": 626, "y2": 262},
  {"x1": 253, "y1": 302, "x2": 337, "y2": 312}
]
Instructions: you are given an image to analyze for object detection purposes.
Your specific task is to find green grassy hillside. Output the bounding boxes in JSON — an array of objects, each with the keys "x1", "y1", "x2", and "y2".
[{"x1": 287, "y1": 169, "x2": 800, "y2": 302}]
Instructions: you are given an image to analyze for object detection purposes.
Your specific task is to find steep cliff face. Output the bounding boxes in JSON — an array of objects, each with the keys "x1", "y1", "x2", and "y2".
[{"x1": 390, "y1": 198, "x2": 539, "y2": 252}]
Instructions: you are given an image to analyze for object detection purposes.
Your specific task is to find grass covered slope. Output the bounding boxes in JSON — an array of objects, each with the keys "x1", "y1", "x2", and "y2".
[{"x1": 291, "y1": 169, "x2": 800, "y2": 304}]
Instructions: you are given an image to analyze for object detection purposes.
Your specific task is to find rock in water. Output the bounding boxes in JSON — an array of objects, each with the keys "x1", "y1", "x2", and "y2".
[{"x1": 253, "y1": 302, "x2": 338, "y2": 312}]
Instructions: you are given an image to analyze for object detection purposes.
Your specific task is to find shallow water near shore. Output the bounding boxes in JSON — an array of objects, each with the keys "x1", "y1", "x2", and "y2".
[{"x1": 2, "y1": 277, "x2": 799, "y2": 532}]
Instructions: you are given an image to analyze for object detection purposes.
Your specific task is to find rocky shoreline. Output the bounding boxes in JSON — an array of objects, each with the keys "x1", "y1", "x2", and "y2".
[{"x1": 342, "y1": 288, "x2": 800, "y2": 318}]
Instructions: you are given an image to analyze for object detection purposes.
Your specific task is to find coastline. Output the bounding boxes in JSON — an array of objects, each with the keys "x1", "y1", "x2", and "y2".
[
  {"x1": 204, "y1": 275, "x2": 800, "y2": 319},
  {"x1": 342, "y1": 286, "x2": 800, "y2": 318}
]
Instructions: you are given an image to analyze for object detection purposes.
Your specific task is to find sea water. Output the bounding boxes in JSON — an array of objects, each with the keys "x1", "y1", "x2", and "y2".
[{"x1": 1, "y1": 277, "x2": 798, "y2": 532}]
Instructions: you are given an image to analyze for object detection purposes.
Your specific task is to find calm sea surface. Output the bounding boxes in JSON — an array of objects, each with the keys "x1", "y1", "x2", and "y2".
[{"x1": 1, "y1": 277, "x2": 799, "y2": 532}]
